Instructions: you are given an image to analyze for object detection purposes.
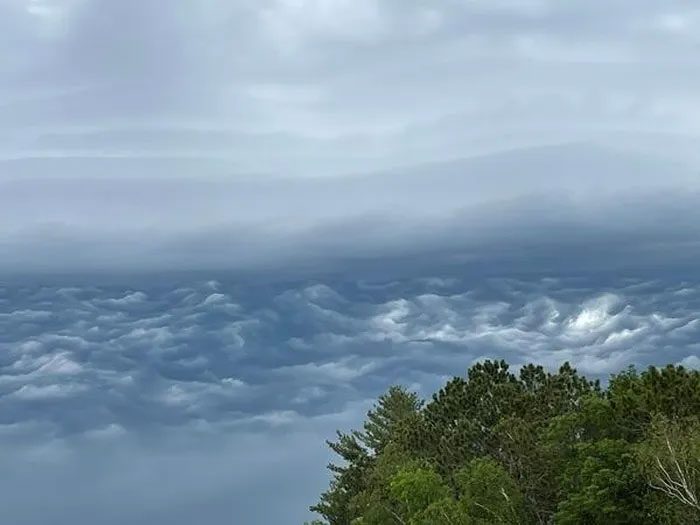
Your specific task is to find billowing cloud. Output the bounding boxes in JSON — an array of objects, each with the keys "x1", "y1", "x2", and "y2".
[{"x1": 2, "y1": 276, "x2": 700, "y2": 522}]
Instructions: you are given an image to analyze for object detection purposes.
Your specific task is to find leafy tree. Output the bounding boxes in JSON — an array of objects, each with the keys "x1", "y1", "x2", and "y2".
[
  {"x1": 348, "y1": 443, "x2": 418, "y2": 524},
  {"x1": 456, "y1": 457, "x2": 525, "y2": 524},
  {"x1": 413, "y1": 496, "x2": 470, "y2": 525},
  {"x1": 309, "y1": 360, "x2": 700, "y2": 525},
  {"x1": 608, "y1": 365, "x2": 700, "y2": 439},
  {"x1": 402, "y1": 360, "x2": 522, "y2": 476},
  {"x1": 491, "y1": 416, "x2": 560, "y2": 523},
  {"x1": 555, "y1": 438, "x2": 649, "y2": 524},
  {"x1": 388, "y1": 466, "x2": 451, "y2": 522},
  {"x1": 637, "y1": 415, "x2": 700, "y2": 521}
]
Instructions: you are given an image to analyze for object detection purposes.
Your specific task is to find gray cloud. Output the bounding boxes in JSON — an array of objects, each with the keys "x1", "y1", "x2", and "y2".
[
  {"x1": 2, "y1": 275, "x2": 700, "y2": 523},
  {"x1": 4, "y1": 2, "x2": 700, "y2": 523},
  {"x1": 2, "y1": 2, "x2": 700, "y2": 278},
  {"x1": 3, "y1": 0, "x2": 700, "y2": 176},
  {"x1": 4, "y1": 275, "x2": 700, "y2": 436},
  {"x1": 2, "y1": 142, "x2": 700, "y2": 275}
]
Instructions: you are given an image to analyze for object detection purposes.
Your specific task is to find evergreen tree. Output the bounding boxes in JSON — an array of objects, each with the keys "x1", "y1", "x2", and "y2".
[{"x1": 310, "y1": 361, "x2": 700, "y2": 525}]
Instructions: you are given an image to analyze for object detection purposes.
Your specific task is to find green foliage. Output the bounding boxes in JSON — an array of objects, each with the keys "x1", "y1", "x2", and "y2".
[
  {"x1": 456, "y1": 458, "x2": 525, "y2": 524},
  {"x1": 608, "y1": 365, "x2": 700, "y2": 439},
  {"x1": 555, "y1": 438, "x2": 648, "y2": 524},
  {"x1": 637, "y1": 415, "x2": 700, "y2": 522},
  {"x1": 311, "y1": 386, "x2": 421, "y2": 524},
  {"x1": 363, "y1": 385, "x2": 423, "y2": 454},
  {"x1": 310, "y1": 360, "x2": 700, "y2": 525},
  {"x1": 413, "y1": 496, "x2": 470, "y2": 525},
  {"x1": 389, "y1": 466, "x2": 450, "y2": 520}
]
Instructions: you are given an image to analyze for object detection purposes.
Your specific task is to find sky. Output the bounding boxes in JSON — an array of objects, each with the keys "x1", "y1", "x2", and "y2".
[
  {"x1": 2, "y1": 0, "x2": 700, "y2": 273},
  {"x1": 2, "y1": 0, "x2": 700, "y2": 524}
]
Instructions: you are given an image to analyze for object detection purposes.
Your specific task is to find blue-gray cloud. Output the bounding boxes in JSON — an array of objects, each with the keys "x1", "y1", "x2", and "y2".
[
  {"x1": 2, "y1": 143, "x2": 700, "y2": 275},
  {"x1": 1, "y1": 274, "x2": 700, "y2": 523},
  {"x1": 3, "y1": 2, "x2": 700, "y2": 524}
]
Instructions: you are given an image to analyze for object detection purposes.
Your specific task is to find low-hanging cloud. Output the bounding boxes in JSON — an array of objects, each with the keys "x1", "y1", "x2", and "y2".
[
  {"x1": 2, "y1": 275, "x2": 700, "y2": 523},
  {"x1": 2, "y1": 143, "x2": 700, "y2": 276}
]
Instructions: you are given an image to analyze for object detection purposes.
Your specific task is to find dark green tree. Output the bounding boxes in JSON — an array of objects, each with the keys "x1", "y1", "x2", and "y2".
[
  {"x1": 311, "y1": 386, "x2": 421, "y2": 524},
  {"x1": 310, "y1": 360, "x2": 700, "y2": 525}
]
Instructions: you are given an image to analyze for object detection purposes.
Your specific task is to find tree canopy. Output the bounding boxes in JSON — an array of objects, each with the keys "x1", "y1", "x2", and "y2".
[{"x1": 309, "y1": 361, "x2": 700, "y2": 524}]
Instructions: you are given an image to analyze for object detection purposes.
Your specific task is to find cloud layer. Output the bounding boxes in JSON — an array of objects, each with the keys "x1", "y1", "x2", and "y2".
[
  {"x1": 3, "y1": 2, "x2": 700, "y2": 523},
  {"x1": 1, "y1": 274, "x2": 699, "y2": 523},
  {"x1": 2, "y1": 142, "x2": 700, "y2": 275},
  {"x1": 3, "y1": 1, "x2": 700, "y2": 276},
  {"x1": 3, "y1": 0, "x2": 700, "y2": 176}
]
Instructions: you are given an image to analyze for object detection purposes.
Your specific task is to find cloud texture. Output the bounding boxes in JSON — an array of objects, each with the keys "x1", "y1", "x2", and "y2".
[
  {"x1": 2, "y1": 1, "x2": 700, "y2": 275},
  {"x1": 2, "y1": 275, "x2": 700, "y2": 523},
  {"x1": 3, "y1": 1, "x2": 700, "y2": 523}
]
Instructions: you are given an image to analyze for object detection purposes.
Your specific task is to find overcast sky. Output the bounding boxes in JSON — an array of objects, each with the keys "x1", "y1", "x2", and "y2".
[
  {"x1": 3, "y1": 0, "x2": 700, "y2": 174},
  {"x1": 3, "y1": 1, "x2": 700, "y2": 524},
  {"x1": 2, "y1": 0, "x2": 700, "y2": 273}
]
